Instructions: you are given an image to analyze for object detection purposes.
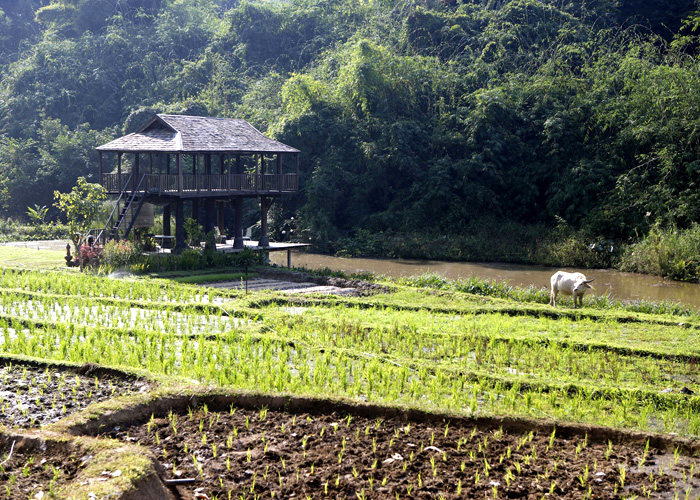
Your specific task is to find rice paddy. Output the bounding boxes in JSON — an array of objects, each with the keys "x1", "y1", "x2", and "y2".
[{"x1": 0, "y1": 266, "x2": 698, "y2": 440}]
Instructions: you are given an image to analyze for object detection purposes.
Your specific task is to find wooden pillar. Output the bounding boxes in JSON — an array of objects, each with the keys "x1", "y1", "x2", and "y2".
[
  {"x1": 217, "y1": 201, "x2": 225, "y2": 233},
  {"x1": 192, "y1": 154, "x2": 198, "y2": 191},
  {"x1": 192, "y1": 199, "x2": 200, "y2": 224},
  {"x1": 205, "y1": 198, "x2": 216, "y2": 233},
  {"x1": 98, "y1": 152, "x2": 103, "y2": 182},
  {"x1": 116, "y1": 153, "x2": 122, "y2": 217},
  {"x1": 259, "y1": 196, "x2": 272, "y2": 248},
  {"x1": 205, "y1": 154, "x2": 212, "y2": 193},
  {"x1": 233, "y1": 198, "x2": 244, "y2": 249},
  {"x1": 295, "y1": 153, "x2": 300, "y2": 190},
  {"x1": 166, "y1": 154, "x2": 171, "y2": 175},
  {"x1": 174, "y1": 199, "x2": 186, "y2": 254},
  {"x1": 177, "y1": 153, "x2": 183, "y2": 193},
  {"x1": 162, "y1": 203, "x2": 172, "y2": 237},
  {"x1": 256, "y1": 154, "x2": 261, "y2": 191},
  {"x1": 134, "y1": 153, "x2": 140, "y2": 188},
  {"x1": 149, "y1": 153, "x2": 153, "y2": 175},
  {"x1": 276, "y1": 154, "x2": 282, "y2": 191}
]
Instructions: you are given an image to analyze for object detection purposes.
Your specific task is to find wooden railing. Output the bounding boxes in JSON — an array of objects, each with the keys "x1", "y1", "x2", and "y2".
[{"x1": 101, "y1": 173, "x2": 299, "y2": 194}]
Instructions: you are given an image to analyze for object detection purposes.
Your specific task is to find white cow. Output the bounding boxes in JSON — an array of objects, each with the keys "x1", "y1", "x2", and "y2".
[{"x1": 549, "y1": 271, "x2": 594, "y2": 308}]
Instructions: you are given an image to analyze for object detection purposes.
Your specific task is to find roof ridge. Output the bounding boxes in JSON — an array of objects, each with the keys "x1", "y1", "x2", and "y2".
[{"x1": 158, "y1": 114, "x2": 242, "y2": 121}]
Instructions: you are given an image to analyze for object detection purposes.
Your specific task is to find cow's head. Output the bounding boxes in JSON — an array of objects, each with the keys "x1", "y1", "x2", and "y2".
[{"x1": 573, "y1": 277, "x2": 594, "y2": 294}]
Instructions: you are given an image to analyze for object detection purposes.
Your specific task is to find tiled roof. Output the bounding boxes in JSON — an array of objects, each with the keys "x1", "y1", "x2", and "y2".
[{"x1": 97, "y1": 114, "x2": 299, "y2": 154}]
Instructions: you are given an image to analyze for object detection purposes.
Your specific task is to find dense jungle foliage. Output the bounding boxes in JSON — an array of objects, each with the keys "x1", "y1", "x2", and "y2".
[{"x1": 0, "y1": 0, "x2": 698, "y2": 262}]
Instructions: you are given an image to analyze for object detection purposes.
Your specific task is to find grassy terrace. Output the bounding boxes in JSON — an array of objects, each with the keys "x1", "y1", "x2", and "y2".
[{"x1": 0, "y1": 256, "x2": 698, "y2": 441}]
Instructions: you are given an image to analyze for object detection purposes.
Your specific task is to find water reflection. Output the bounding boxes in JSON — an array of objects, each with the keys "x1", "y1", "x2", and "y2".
[{"x1": 271, "y1": 252, "x2": 700, "y2": 308}]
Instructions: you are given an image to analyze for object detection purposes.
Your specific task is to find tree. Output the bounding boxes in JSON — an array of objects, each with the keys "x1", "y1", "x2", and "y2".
[{"x1": 53, "y1": 177, "x2": 107, "y2": 249}]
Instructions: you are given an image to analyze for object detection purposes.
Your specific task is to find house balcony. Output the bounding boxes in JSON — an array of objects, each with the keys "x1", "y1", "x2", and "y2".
[{"x1": 101, "y1": 173, "x2": 299, "y2": 197}]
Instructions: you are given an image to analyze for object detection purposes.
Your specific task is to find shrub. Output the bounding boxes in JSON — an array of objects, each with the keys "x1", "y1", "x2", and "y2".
[
  {"x1": 77, "y1": 242, "x2": 103, "y2": 268},
  {"x1": 132, "y1": 247, "x2": 264, "y2": 273},
  {"x1": 100, "y1": 240, "x2": 140, "y2": 271},
  {"x1": 620, "y1": 224, "x2": 700, "y2": 282},
  {"x1": 0, "y1": 218, "x2": 70, "y2": 242}
]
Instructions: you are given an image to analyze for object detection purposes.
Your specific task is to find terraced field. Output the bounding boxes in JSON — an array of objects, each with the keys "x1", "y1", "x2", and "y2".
[
  {"x1": 1, "y1": 268, "x2": 698, "y2": 435},
  {"x1": 0, "y1": 265, "x2": 698, "y2": 498}
]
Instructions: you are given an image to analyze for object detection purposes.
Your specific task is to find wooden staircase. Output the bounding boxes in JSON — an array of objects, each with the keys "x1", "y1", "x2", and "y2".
[{"x1": 90, "y1": 174, "x2": 147, "y2": 245}]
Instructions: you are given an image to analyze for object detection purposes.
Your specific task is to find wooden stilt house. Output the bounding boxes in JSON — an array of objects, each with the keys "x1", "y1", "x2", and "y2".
[{"x1": 95, "y1": 114, "x2": 300, "y2": 252}]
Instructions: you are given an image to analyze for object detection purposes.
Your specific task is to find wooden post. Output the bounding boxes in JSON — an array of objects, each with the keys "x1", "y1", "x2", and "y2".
[
  {"x1": 98, "y1": 152, "x2": 103, "y2": 184},
  {"x1": 134, "y1": 153, "x2": 140, "y2": 188},
  {"x1": 166, "y1": 154, "x2": 171, "y2": 175},
  {"x1": 174, "y1": 199, "x2": 186, "y2": 254},
  {"x1": 149, "y1": 153, "x2": 153, "y2": 175},
  {"x1": 117, "y1": 152, "x2": 122, "y2": 185},
  {"x1": 287, "y1": 248, "x2": 291, "y2": 268},
  {"x1": 256, "y1": 154, "x2": 261, "y2": 191},
  {"x1": 205, "y1": 154, "x2": 211, "y2": 192},
  {"x1": 233, "y1": 198, "x2": 244, "y2": 249},
  {"x1": 163, "y1": 203, "x2": 171, "y2": 237},
  {"x1": 193, "y1": 154, "x2": 198, "y2": 191},
  {"x1": 177, "y1": 153, "x2": 183, "y2": 193},
  {"x1": 259, "y1": 196, "x2": 271, "y2": 248},
  {"x1": 276, "y1": 154, "x2": 282, "y2": 191},
  {"x1": 205, "y1": 198, "x2": 216, "y2": 233},
  {"x1": 236, "y1": 154, "x2": 241, "y2": 191},
  {"x1": 219, "y1": 154, "x2": 226, "y2": 190},
  {"x1": 192, "y1": 199, "x2": 200, "y2": 226},
  {"x1": 295, "y1": 153, "x2": 300, "y2": 190},
  {"x1": 217, "y1": 201, "x2": 225, "y2": 233}
]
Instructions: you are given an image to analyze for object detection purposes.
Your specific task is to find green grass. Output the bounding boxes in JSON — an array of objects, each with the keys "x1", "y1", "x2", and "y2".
[
  {"x1": 169, "y1": 272, "x2": 256, "y2": 284},
  {"x1": 0, "y1": 266, "x2": 698, "y2": 438},
  {"x1": 0, "y1": 246, "x2": 71, "y2": 270}
]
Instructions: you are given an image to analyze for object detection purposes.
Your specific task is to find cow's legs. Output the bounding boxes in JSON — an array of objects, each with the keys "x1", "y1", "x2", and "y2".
[{"x1": 550, "y1": 289, "x2": 557, "y2": 307}]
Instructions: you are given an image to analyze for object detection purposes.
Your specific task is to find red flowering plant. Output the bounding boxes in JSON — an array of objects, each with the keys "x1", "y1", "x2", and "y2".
[{"x1": 77, "y1": 242, "x2": 104, "y2": 268}]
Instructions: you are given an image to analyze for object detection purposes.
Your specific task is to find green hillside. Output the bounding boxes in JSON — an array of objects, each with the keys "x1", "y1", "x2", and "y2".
[{"x1": 0, "y1": 0, "x2": 698, "y2": 261}]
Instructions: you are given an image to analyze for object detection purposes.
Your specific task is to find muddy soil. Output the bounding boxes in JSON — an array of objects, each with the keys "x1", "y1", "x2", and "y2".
[
  {"x1": 106, "y1": 406, "x2": 700, "y2": 499},
  {"x1": 0, "y1": 362, "x2": 151, "y2": 428},
  {"x1": 0, "y1": 438, "x2": 81, "y2": 499}
]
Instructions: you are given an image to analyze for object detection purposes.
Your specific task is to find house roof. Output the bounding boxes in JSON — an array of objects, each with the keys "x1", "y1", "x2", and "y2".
[{"x1": 96, "y1": 114, "x2": 300, "y2": 154}]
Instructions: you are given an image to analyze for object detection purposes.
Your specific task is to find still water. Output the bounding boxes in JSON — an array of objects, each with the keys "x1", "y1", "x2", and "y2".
[{"x1": 271, "y1": 252, "x2": 700, "y2": 308}]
